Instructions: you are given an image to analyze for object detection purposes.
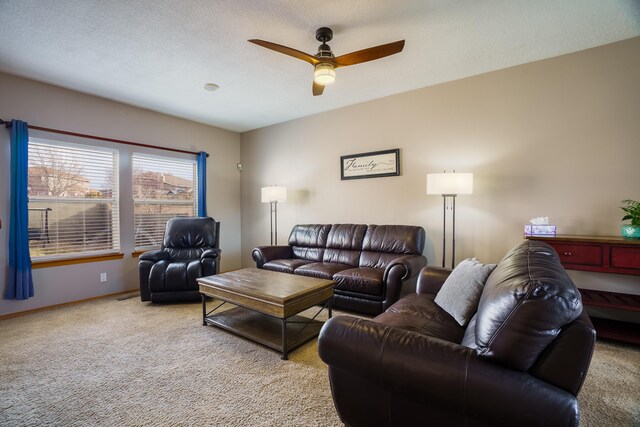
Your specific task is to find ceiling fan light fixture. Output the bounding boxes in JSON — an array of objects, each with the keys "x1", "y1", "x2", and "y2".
[
  {"x1": 249, "y1": 28, "x2": 404, "y2": 95},
  {"x1": 313, "y1": 63, "x2": 336, "y2": 85}
]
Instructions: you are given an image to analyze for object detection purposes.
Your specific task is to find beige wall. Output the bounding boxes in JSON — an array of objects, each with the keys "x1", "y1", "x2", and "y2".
[
  {"x1": 3, "y1": 37, "x2": 639, "y2": 317},
  {"x1": 241, "y1": 38, "x2": 640, "y2": 297},
  {"x1": 0, "y1": 72, "x2": 242, "y2": 316}
]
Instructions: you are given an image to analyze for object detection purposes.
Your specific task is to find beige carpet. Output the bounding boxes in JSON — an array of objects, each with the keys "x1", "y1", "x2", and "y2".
[{"x1": 0, "y1": 295, "x2": 638, "y2": 426}]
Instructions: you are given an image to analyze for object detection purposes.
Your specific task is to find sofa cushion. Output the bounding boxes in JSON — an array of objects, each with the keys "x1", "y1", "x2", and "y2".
[
  {"x1": 362, "y1": 225, "x2": 425, "y2": 254},
  {"x1": 375, "y1": 293, "x2": 465, "y2": 343},
  {"x1": 322, "y1": 224, "x2": 368, "y2": 266},
  {"x1": 474, "y1": 240, "x2": 583, "y2": 371},
  {"x1": 165, "y1": 247, "x2": 207, "y2": 262},
  {"x1": 291, "y1": 247, "x2": 325, "y2": 262},
  {"x1": 149, "y1": 260, "x2": 201, "y2": 292},
  {"x1": 434, "y1": 258, "x2": 497, "y2": 327},
  {"x1": 163, "y1": 216, "x2": 218, "y2": 259},
  {"x1": 324, "y1": 248, "x2": 361, "y2": 267},
  {"x1": 359, "y1": 251, "x2": 406, "y2": 270},
  {"x1": 333, "y1": 267, "x2": 384, "y2": 297},
  {"x1": 263, "y1": 259, "x2": 312, "y2": 274},
  {"x1": 288, "y1": 224, "x2": 331, "y2": 246},
  {"x1": 326, "y1": 224, "x2": 368, "y2": 249},
  {"x1": 360, "y1": 225, "x2": 425, "y2": 268},
  {"x1": 295, "y1": 262, "x2": 352, "y2": 279},
  {"x1": 288, "y1": 224, "x2": 331, "y2": 261}
]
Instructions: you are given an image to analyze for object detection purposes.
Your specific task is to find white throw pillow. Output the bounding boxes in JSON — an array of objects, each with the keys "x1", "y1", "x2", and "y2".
[{"x1": 434, "y1": 258, "x2": 497, "y2": 327}]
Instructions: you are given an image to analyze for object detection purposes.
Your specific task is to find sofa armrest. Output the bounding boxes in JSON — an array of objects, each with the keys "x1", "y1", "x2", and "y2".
[
  {"x1": 319, "y1": 316, "x2": 471, "y2": 410},
  {"x1": 139, "y1": 251, "x2": 170, "y2": 302},
  {"x1": 383, "y1": 254, "x2": 428, "y2": 282},
  {"x1": 201, "y1": 248, "x2": 221, "y2": 260},
  {"x1": 201, "y1": 248, "x2": 221, "y2": 276},
  {"x1": 251, "y1": 245, "x2": 293, "y2": 268},
  {"x1": 529, "y1": 310, "x2": 596, "y2": 395},
  {"x1": 416, "y1": 266, "x2": 452, "y2": 295},
  {"x1": 139, "y1": 250, "x2": 170, "y2": 262},
  {"x1": 318, "y1": 316, "x2": 580, "y2": 426},
  {"x1": 381, "y1": 254, "x2": 428, "y2": 309}
]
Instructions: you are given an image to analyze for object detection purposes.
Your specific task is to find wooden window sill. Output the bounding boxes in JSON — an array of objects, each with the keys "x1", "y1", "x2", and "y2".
[
  {"x1": 132, "y1": 249, "x2": 159, "y2": 258},
  {"x1": 32, "y1": 253, "x2": 125, "y2": 269}
]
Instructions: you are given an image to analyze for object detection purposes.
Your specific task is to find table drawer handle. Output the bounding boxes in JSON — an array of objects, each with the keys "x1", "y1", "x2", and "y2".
[{"x1": 563, "y1": 252, "x2": 573, "y2": 256}]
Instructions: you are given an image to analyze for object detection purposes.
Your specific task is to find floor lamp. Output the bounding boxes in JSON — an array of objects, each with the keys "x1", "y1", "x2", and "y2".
[
  {"x1": 427, "y1": 172, "x2": 473, "y2": 268},
  {"x1": 261, "y1": 186, "x2": 287, "y2": 245}
]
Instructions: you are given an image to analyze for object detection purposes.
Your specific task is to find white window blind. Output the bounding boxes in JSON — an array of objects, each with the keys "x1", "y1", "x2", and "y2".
[
  {"x1": 27, "y1": 139, "x2": 120, "y2": 259},
  {"x1": 132, "y1": 153, "x2": 198, "y2": 250}
]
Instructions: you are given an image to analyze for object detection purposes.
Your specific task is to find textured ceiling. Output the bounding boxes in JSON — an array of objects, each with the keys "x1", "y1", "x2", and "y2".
[{"x1": 0, "y1": 0, "x2": 639, "y2": 132}]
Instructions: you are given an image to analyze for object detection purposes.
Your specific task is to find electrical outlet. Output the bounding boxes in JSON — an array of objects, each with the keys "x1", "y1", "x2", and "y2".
[{"x1": 100, "y1": 273, "x2": 107, "y2": 283}]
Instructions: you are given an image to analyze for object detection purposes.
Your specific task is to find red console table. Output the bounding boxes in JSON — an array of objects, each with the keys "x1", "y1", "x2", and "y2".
[{"x1": 526, "y1": 235, "x2": 640, "y2": 344}]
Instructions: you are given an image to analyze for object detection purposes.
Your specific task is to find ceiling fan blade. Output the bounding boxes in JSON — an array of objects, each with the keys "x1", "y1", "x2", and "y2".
[
  {"x1": 248, "y1": 39, "x2": 320, "y2": 66},
  {"x1": 334, "y1": 40, "x2": 405, "y2": 68},
  {"x1": 312, "y1": 81, "x2": 325, "y2": 96}
]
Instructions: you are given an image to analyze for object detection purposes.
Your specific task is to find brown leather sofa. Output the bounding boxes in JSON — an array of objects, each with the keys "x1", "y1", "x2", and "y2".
[
  {"x1": 318, "y1": 240, "x2": 596, "y2": 427},
  {"x1": 252, "y1": 224, "x2": 427, "y2": 315}
]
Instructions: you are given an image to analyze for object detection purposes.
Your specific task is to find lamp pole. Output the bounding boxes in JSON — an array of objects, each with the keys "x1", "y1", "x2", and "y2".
[
  {"x1": 427, "y1": 172, "x2": 473, "y2": 270},
  {"x1": 451, "y1": 194, "x2": 457, "y2": 269},
  {"x1": 270, "y1": 200, "x2": 278, "y2": 245},
  {"x1": 441, "y1": 194, "x2": 457, "y2": 269},
  {"x1": 262, "y1": 186, "x2": 287, "y2": 246},
  {"x1": 441, "y1": 195, "x2": 447, "y2": 268}
]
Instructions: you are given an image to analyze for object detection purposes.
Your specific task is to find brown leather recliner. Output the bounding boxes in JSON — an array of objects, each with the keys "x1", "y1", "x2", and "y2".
[
  {"x1": 139, "y1": 217, "x2": 221, "y2": 303},
  {"x1": 318, "y1": 240, "x2": 596, "y2": 427}
]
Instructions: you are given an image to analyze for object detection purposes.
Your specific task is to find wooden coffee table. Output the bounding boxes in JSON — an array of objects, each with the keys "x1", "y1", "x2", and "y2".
[{"x1": 198, "y1": 268, "x2": 335, "y2": 360}]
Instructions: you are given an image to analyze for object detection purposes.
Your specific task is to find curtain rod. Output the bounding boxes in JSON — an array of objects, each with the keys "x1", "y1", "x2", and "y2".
[{"x1": 0, "y1": 118, "x2": 208, "y2": 157}]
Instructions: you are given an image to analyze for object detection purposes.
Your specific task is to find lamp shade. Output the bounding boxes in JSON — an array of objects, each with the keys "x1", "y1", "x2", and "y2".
[
  {"x1": 261, "y1": 186, "x2": 287, "y2": 203},
  {"x1": 314, "y1": 63, "x2": 336, "y2": 85},
  {"x1": 426, "y1": 173, "x2": 473, "y2": 195}
]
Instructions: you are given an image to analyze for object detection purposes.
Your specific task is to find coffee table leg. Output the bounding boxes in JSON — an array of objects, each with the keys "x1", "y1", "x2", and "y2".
[
  {"x1": 201, "y1": 294, "x2": 207, "y2": 326},
  {"x1": 328, "y1": 299, "x2": 332, "y2": 319},
  {"x1": 281, "y1": 318, "x2": 288, "y2": 360}
]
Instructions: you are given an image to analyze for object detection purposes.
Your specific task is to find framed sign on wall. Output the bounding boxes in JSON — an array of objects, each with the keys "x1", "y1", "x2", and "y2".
[{"x1": 340, "y1": 148, "x2": 400, "y2": 180}]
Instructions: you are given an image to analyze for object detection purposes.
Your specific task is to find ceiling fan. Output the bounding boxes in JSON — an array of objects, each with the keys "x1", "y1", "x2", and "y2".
[{"x1": 249, "y1": 27, "x2": 405, "y2": 96}]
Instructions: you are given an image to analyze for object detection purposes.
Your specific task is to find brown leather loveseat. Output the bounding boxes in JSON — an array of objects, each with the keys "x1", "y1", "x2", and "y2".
[
  {"x1": 252, "y1": 224, "x2": 427, "y2": 315},
  {"x1": 318, "y1": 240, "x2": 596, "y2": 426}
]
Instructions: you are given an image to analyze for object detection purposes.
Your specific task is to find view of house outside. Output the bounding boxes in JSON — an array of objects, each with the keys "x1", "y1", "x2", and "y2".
[
  {"x1": 132, "y1": 164, "x2": 197, "y2": 249},
  {"x1": 27, "y1": 141, "x2": 119, "y2": 258}
]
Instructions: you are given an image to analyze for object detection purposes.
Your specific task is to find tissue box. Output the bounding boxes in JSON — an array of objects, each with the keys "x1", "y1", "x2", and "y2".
[{"x1": 524, "y1": 224, "x2": 557, "y2": 236}]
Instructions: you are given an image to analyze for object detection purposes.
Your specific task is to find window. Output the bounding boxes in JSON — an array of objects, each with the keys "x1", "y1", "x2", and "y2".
[
  {"x1": 27, "y1": 139, "x2": 120, "y2": 259},
  {"x1": 132, "y1": 153, "x2": 198, "y2": 250}
]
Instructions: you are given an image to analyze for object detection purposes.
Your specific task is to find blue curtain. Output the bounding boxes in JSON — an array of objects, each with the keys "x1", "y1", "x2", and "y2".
[
  {"x1": 5, "y1": 120, "x2": 34, "y2": 300},
  {"x1": 197, "y1": 151, "x2": 207, "y2": 217}
]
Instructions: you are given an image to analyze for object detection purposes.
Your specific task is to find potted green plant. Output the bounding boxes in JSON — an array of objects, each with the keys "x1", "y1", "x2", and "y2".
[{"x1": 620, "y1": 199, "x2": 640, "y2": 239}]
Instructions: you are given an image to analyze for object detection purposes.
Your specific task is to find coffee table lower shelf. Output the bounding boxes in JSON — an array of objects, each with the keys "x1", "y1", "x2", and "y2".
[{"x1": 204, "y1": 305, "x2": 325, "y2": 359}]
